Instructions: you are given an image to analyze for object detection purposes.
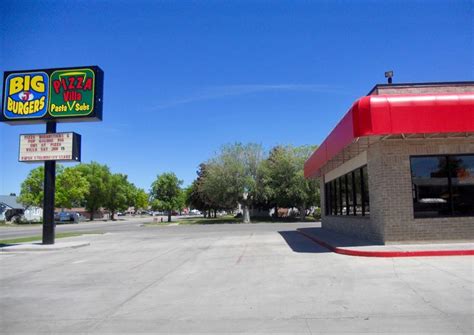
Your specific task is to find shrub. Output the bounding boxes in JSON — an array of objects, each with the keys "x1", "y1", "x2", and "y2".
[{"x1": 313, "y1": 207, "x2": 321, "y2": 221}]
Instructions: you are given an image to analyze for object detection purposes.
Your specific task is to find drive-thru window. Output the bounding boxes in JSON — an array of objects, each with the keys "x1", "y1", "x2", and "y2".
[{"x1": 305, "y1": 82, "x2": 474, "y2": 243}]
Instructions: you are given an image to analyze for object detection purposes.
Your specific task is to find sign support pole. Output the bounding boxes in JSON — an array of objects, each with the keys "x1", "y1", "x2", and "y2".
[{"x1": 42, "y1": 121, "x2": 56, "y2": 244}]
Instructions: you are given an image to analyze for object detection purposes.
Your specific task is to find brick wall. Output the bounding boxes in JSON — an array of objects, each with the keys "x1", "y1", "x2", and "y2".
[
  {"x1": 369, "y1": 138, "x2": 474, "y2": 243},
  {"x1": 321, "y1": 138, "x2": 474, "y2": 243},
  {"x1": 320, "y1": 165, "x2": 384, "y2": 243}
]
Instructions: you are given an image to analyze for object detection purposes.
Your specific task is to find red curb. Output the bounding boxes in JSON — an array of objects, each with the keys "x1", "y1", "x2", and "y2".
[{"x1": 297, "y1": 229, "x2": 474, "y2": 258}]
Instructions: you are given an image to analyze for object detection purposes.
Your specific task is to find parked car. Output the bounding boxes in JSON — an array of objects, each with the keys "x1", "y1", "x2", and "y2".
[{"x1": 55, "y1": 211, "x2": 81, "y2": 223}]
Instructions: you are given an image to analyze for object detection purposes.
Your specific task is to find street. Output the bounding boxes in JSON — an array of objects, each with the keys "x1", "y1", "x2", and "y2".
[
  {"x1": 1, "y1": 222, "x2": 472, "y2": 334},
  {"x1": 0, "y1": 216, "x2": 157, "y2": 240}
]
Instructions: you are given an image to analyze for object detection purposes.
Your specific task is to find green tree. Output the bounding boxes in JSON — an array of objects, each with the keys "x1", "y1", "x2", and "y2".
[
  {"x1": 133, "y1": 187, "x2": 149, "y2": 213},
  {"x1": 186, "y1": 164, "x2": 222, "y2": 218},
  {"x1": 177, "y1": 187, "x2": 187, "y2": 214},
  {"x1": 186, "y1": 180, "x2": 210, "y2": 217},
  {"x1": 103, "y1": 173, "x2": 132, "y2": 220},
  {"x1": 75, "y1": 162, "x2": 111, "y2": 220},
  {"x1": 201, "y1": 143, "x2": 264, "y2": 223},
  {"x1": 259, "y1": 145, "x2": 319, "y2": 220},
  {"x1": 18, "y1": 166, "x2": 45, "y2": 208},
  {"x1": 55, "y1": 167, "x2": 89, "y2": 209},
  {"x1": 18, "y1": 165, "x2": 89, "y2": 210},
  {"x1": 150, "y1": 172, "x2": 183, "y2": 222}
]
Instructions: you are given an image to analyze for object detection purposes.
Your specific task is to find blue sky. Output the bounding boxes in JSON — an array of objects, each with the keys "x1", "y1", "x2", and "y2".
[{"x1": 1, "y1": 0, "x2": 473, "y2": 194}]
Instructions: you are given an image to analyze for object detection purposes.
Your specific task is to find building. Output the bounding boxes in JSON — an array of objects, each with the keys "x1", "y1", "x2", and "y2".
[
  {"x1": 0, "y1": 195, "x2": 42, "y2": 222},
  {"x1": 304, "y1": 82, "x2": 474, "y2": 243}
]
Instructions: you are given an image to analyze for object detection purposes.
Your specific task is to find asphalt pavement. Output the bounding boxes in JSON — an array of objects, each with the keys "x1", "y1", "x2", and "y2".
[{"x1": 1, "y1": 222, "x2": 472, "y2": 334}]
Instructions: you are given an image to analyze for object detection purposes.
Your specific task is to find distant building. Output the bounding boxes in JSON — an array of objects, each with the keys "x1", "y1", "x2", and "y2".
[{"x1": 0, "y1": 195, "x2": 42, "y2": 222}]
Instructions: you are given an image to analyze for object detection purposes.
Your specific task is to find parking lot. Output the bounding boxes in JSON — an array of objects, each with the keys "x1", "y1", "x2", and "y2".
[{"x1": 1, "y1": 222, "x2": 473, "y2": 334}]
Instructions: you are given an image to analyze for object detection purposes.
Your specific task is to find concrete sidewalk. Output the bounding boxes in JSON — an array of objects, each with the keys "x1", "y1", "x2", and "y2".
[
  {"x1": 297, "y1": 227, "x2": 474, "y2": 257},
  {"x1": 1, "y1": 223, "x2": 472, "y2": 334},
  {"x1": 0, "y1": 240, "x2": 90, "y2": 252}
]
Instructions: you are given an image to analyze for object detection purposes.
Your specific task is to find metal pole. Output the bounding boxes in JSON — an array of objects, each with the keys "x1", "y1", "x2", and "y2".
[{"x1": 42, "y1": 121, "x2": 56, "y2": 244}]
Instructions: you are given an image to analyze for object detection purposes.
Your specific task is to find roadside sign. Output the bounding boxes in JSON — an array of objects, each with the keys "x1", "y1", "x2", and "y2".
[
  {"x1": 3, "y1": 71, "x2": 49, "y2": 120},
  {"x1": 1, "y1": 66, "x2": 103, "y2": 124},
  {"x1": 19, "y1": 132, "x2": 81, "y2": 163},
  {"x1": 1, "y1": 65, "x2": 103, "y2": 245}
]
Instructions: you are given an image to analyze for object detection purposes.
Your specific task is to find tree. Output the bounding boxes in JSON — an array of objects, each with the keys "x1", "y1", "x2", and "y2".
[
  {"x1": 56, "y1": 167, "x2": 89, "y2": 209},
  {"x1": 259, "y1": 145, "x2": 319, "y2": 220},
  {"x1": 75, "y1": 162, "x2": 111, "y2": 220},
  {"x1": 18, "y1": 166, "x2": 45, "y2": 208},
  {"x1": 185, "y1": 180, "x2": 209, "y2": 216},
  {"x1": 177, "y1": 188, "x2": 187, "y2": 215},
  {"x1": 259, "y1": 146, "x2": 294, "y2": 213},
  {"x1": 150, "y1": 172, "x2": 183, "y2": 222},
  {"x1": 290, "y1": 145, "x2": 320, "y2": 220},
  {"x1": 201, "y1": 143, "x2": 264, "y2": 223},
  {"x1": 103, "y1": 173, "x2": 132, "y2": 220},
  {"x1": 186, "y1": 164, "x2": 222, "y2": 218},
  {"x1": 18, "y1": 165, "x2": 89, "y2": 210},
  {"x1": 133, "y1": 187, "x2": 149, "y2": 213}
]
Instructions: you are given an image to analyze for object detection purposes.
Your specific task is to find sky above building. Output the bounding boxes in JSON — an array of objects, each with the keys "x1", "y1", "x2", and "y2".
[{"x1": 0, "y1": 0, "x2": 473, "y2": 194}]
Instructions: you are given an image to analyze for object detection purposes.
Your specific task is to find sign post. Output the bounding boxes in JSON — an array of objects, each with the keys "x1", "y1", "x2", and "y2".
[
  {"x1": 1, "y1": 66, "x2": 103, "y2": 244},
  {"x1": 43, "y1": 121, "x2": 56, "y2": 244}
]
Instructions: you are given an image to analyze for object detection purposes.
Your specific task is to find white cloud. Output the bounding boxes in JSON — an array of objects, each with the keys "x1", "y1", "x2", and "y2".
[{"x1": 151, "y1": 84, "x2": 345, "y2": 110}]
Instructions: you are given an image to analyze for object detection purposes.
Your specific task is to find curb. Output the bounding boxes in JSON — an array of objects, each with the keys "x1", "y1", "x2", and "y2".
[
  {"x1": 296, "y1": 229, "x2": 474, "y2": 258},
  {"x1": 0, "y1": 241, "x2": 90, "y2": 252}
]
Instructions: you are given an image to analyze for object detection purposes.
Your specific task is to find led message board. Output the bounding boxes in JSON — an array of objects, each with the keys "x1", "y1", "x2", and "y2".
[
  {"x1": 19, "y1": 132, "x2": 81, "y2": 162},
  {"x1": 1, "y1": 66, "x2": 103, "y2": 124}
]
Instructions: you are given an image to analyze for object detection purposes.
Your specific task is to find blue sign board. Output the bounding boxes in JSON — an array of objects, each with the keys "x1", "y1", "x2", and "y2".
[{"x1": 3, "y1": 71, "x2": 49, "y2": 120}]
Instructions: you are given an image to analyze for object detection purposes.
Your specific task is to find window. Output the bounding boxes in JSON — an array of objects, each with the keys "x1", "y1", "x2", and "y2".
[
  {"x1": 325, "y1": 181, "x2": 330, "y2": 216},
  {"x1": 340, "y1": 176, "x2": 346, "y2": 215},
  {"x1": 362, "y1": 166, "x2": 370, "y2": 216},
  {"x1": 337, "y1": 178, "x2": 342, "y2": 215},
  {"x1": 331, "y1": 180, "x2": 337, "y2": 215},
  {"x1": 410, "y1": 154, "x2": 474, "y2": 218},
  {"x1": 347, "y1": 172, "x2": 354, "y2": 215},
  {"x1": 450, "y1": 155, "x2": 474, "y2": 216},
  {"x1": 354, "y1": 168, "x2": 362, "y2": 215},
  {"x1": 325, "y1": 165, "x2": 370, "y2": 217}
]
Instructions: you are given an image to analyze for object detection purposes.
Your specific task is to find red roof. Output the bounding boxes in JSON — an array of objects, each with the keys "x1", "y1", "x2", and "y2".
[{"x1": 304, "y1": 92, "x2": 474, "y2": 178}]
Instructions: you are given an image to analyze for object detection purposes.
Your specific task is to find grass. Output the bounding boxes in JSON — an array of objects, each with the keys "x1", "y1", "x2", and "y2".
[
  {"x1": 145, "y1": 215, "x2": 318, "y2": 226},
  {"x1": 0, "y1": 232, "x2": 102, "y2": 245},
  {"x1": 178, "y1": 215, "x2": 242, "y2": 225},
  {"x1": 144, "y1": 215, "x2": 240, "y2": 226},
  {"x1": 142, "y1": 220, "x2": 174, "y2": 226},
  {"x1": 0, "y1": 222, "x2": 43, "y2": 227}
]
